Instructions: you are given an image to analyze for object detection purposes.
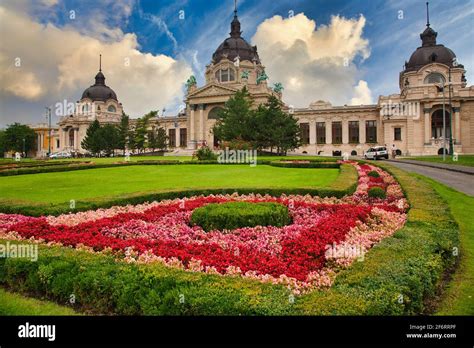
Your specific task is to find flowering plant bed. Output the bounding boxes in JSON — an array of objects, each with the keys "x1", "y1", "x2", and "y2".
[{"x1": 0, "y1": 162, "x2": 407, "y2": 294}]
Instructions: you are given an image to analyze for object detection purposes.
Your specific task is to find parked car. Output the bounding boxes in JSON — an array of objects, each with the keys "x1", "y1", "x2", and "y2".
[
  {"x1": 49, "y1": 151, "x2": 72, "y2": 159},
  {"x1": 364, "y1": 146, "x2": 389, "y2": 160}
]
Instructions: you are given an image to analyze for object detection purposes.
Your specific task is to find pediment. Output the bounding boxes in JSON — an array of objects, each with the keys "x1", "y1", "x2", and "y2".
[{"x1": 188, "y1": 83, "x2": 238, "y2": 98}]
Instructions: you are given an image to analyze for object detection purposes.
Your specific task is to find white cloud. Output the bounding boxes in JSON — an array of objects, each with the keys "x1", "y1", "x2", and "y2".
[
  {"x1": 0, "y1": 4, "x2": 192, "y2": 118},
  {"x1": 350, "y1": 80, "x2": 373, "y2": 105},
  {"x1": 251, "y1": 13, "x2": 373, "y2": 107}
]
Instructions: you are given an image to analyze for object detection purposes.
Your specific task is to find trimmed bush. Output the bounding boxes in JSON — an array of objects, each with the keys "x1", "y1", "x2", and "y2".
[
  {"x1": 367, "y1": 170, "x2": 380, "y2": 178},
  {"x1": 194, "y1": 146, "x2": 217, "y2": 161},
  {"x1": 368, "y1": 186, "x2": 386, "y2": 199},
  {"x1": 190, "y1": 201, "x2": 291, "y2": 232}
]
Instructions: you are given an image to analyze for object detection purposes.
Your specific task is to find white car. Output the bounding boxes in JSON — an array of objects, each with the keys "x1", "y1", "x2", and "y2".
[
  {"x1": 49, "y1": 151, "x2": 72, "y2": 159},
  {"x1": 364, "y1": 146, "x2": 389, "y2": 160}
]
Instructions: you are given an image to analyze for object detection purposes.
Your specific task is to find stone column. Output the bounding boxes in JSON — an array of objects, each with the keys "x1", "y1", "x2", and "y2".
[
  {"x1": 453, "y1": 107, "x2": 461, "y2": 144},
  {"x1": 325, "y1": 120, "x2": 332, "y2": 144},
  {"x1": 342, "y1": 119, "x2": 349, "y2": 144},
  {"x1": 189, "y1": 106, "x2": 195, "y2": 148},
  {"x1": 73, "y1": 128, "x2": 77, "y2": 150},
  {"x1": 424, "y1": 108, "x2": 431, "y2": 144},
  {"x1": 359, "y1": 119, "x2": 366, "y2": 144},
  {"x1": 199, "y1": 104, "x2": 205, "y2": 143},
  {"x1": 309, "y1": 120, "x2": 316, "y2": 145},
  {"x1": 175, "y1": 127, "x2": 180, "y2": 148}
]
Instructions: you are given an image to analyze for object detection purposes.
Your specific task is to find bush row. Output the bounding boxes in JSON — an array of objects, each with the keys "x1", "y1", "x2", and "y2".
[
  {"x1": 295, "y1": 162, "x2": 460, "y2": 314},
  {"x1": 269, "y1": 161, "x2": 340, "y2": 169},
  {"x1": 190, "y1": 202, "x2": 291, "y2": 231},
  {"x1": 0, "y1": 240, "x2": 292, "y2": 315}
]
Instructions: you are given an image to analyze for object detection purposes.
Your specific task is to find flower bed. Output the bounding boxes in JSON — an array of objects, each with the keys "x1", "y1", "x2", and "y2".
[{"x1": 0, "y1": 162, "x2": 407, "y2": 294}]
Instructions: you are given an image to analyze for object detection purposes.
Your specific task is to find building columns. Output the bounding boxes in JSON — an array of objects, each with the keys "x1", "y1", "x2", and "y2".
[
  {"x1": 325, "y1": 120, "x2": 332, "y2": 144},
  {"x1": 309, "y1": 120, "x2": 316, "y2": 145},
  {"x1": 342, "y1": 119, "x2": 349, "y2": 144},
  {"x1": 453, "y1": 107, "x2": 461, "y2": 144},
  {"x1": 359, "y1": 120, "x2": 366, "y2": 144},
  {"x1": 175, "y1": 127, "x2": 180, "y2": 148},
  {"x1": 423, "y1": 108, "x2": 431, "y2": 144},
  {"x1": 74, "y1": 128, "x2": 79, "y2": 150},
  {"x1": 199, "y1": 104, "x2": 205, "y2": 143},
  {"x1": 188, "y1": 106, "x2": 195, "y2": 149}
]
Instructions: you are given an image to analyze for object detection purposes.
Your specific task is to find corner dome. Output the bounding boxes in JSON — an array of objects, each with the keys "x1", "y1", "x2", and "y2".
[
  {"x1": 403, "y1": 7, "x2": 460, "y2": 73},
  {"x1": 212, "y1": 10, "x2": 260, "y2": 64},
  {"x1": 81, "y1": 70, "x2": 118, "y2": 102}
]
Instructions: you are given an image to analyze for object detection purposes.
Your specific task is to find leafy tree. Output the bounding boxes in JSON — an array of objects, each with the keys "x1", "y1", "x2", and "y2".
[
  {"x1": 81, "y1": 120, "x2": 102, "y2": 156},
  {"x1": 148, "y1": 127, "x2": 168, "y2": 152},
  {"x1": 213, "y1": 87, "x2": 255, "y2": 143},
  {"x1": 134, "y1": 111, "x2": 157, "y2": 153},
  {"x1": 0, "y1": 130, "x2": 6, "y2": 157},
  {"x1": 98, "y1": 124, "x2": 119, "y2": 156},
  {"x1": 117, "y1": 112, "x2": 130, "y2": 155},
  {"x1": 3, "y1": 123, "x2": 36, "y2": 156},
  {"x1": 255, "y1": 96, "x2": 301, "y2": 154}
]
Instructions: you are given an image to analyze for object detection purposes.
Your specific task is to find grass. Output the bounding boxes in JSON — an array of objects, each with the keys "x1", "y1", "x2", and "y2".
[
  {"x1": 404, "y1": 155, "x2": 474, "y2": 167},
  {"x1": 0, "y1": 164, "x2": 339, "y2": 204},
  {"x1": 412, "y1": 177, "x2": 474, "y2": 315},
  {"x1": 0, "y1": 287, "x2": 79, "y2": 315}
]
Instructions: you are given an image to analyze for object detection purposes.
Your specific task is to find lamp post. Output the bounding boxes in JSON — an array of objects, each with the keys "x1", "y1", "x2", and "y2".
[
  {"x1": 448, "y1": 62, "x2": 454, "y2": 156},
  {"x1": 22, "y1": 138, "x2": 26, "y2": 158},
  {"x1": 45, "y1": 106, "x2": 52, "y2": 157}
]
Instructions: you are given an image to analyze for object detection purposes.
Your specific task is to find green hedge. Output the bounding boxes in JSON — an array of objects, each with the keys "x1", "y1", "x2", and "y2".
[
  {"x1": 190, "y1": 202, "x2": 291, "y2": 231},
  {"x1": 368, "y1": 186, "x2": 386, "y2": 199},
  {"x1": 0, "y1": 241, "x2": 292, "y2": 315},
  {"x1": 269, "y1": 161, "x2": 340, "y2": 169}
]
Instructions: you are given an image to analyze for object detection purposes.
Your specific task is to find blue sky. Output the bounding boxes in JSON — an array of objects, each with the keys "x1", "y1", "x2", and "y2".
[{"x1": 0, "y1": 0, "x2": 473, "y2": 126}]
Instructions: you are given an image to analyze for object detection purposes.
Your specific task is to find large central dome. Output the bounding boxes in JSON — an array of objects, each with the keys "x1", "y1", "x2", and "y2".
[
  {"x1": 81, "y1": 70, "x2": 118, "y2": 102},
  {"x1": 212, "y1": 10, "x2": 260, "y2": 64}
]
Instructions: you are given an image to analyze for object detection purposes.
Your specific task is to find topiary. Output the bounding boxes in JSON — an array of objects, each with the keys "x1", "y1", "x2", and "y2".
[
  {"x1": 368, "y1": 186, "x2": 386, "y2": 199},
  {"x1": 193, "y1": 146, "x2": 217, "y2": 161},
  {"x1": 367, "y1": 170, "x2": 380, "y2": 178},
  {"x1": 190, "y1": 201, "x2": 291, "y2": 232}
]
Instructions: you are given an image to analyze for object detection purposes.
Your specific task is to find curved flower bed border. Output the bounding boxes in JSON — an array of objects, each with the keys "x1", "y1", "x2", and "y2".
[{"x1": 0, "y1": 161, "x2": 407, "y2": 293}]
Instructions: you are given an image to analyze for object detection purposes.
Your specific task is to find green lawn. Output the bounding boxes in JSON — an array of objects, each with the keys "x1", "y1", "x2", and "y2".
[
  {"x1": 0, "y1": 164, "x2": 339, "y2": 204},
  {"x1": 404, "y1": 155, "x2": 474, "y2": 167},
  {"x1": 416, "y1": 177, "x2": 474, "y2": 315},
  {"x1": 0, "y1": 288, "x2": 79, "y2": 315}
]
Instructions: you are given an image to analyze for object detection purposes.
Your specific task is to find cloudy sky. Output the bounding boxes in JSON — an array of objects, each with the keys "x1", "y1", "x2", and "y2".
[{"x1": 0, "y1": 0, "x2": 473, "y2": 127}]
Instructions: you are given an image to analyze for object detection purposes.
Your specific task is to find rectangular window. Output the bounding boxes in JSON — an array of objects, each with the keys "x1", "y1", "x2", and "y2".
[
  {"x1": 348, "y1": 121, "x2": 359, "y2": 144},
  {"x1": 168, "y1": 129, "x2": 176, "y2": 147},
  {"x1": 300, "y1": 123, "x2": 310, "y2": 145},
  {"x1": 180, "y1": 128, "x2": 187, "y2": 147},
  {"x1": 394, "y1": 127, "x2": 402, "y2": 141},
  {"x1": 366, "y1": 120, "x2": 377, "y2": 143},
  {"x1": 56, "y1": 139, "x2": 60, "y2": 148},
  {"x1": 316, "y1": 122, "x2": 326, "y2": 144},
  {"x1": 332, "y1": 122, "x2": 342, "y2": 144}
]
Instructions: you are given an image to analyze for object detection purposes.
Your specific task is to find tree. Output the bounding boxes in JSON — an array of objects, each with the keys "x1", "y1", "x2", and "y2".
[
  {"x1": 98, "y1": 124, "x2": 119, "y2": 156},
  {"x1": 117, "y1": 112, "x2": 130, "y2": 155},
  {"x1": 4, "y1": 123, "x2": 36, "y2": 156},
  {"x1": 148, "y1": 127, "x2": 168, "y2": 152},
  {"x1": 213, "y1": 87, "x2": 255, "y2": 143},
  {"x1": 134, "y1": 111, "x2": 157, "y2": 153},
  {"x1": 254, "y1": 95, "x2": 301, "y2": 154},
  {"x1": 81, "y1": 120, "x2": 102, "y2": 156},
  {"x1": 0, "y1": 130, "x2": 6, "y2": 157}
]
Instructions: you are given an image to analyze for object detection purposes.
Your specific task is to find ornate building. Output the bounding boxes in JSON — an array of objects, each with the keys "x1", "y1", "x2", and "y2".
[{"x1": 32, "y1": 4, "x2": 474, "y2": 157}]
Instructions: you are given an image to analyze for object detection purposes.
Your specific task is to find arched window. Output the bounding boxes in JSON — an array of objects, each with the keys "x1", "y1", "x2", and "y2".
[
  {"x1": 208, "y1": 107, "x2": 224, "y2": 119},
  {"x1": 82, "y1": 104, "x2": 88, "y2": 113},
  {"x1": 424, "y1": 72, "x2": 445, "y2": 85},
  {"x1": 431, "y1": 109, "x2": 450, "y2": 139},
  {"x1": 215, "y1": 68, "x2": 235, "y2": 83},
  {"x1": 107, "y1": 105, "x2": 116, "y2": 112}
]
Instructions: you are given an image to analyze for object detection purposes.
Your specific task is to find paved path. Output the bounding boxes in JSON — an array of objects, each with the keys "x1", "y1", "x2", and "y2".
[
  {"x1": 392, "y1": 159, "x2": 474, "y2": 175},
  {"x1": 386, "y1": 161, "x2": 474, "y2": 196}
]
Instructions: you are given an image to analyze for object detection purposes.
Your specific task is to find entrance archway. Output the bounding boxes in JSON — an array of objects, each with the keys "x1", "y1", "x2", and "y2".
[{"x1": 431, "y1": 109, "x2": 451, "y2": 139}]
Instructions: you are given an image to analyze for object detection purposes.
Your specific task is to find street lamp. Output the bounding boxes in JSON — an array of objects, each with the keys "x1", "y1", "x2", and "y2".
[
  {"x1": 435, "y1": 83, "x2": 447, "y2": 161},
  {"x1": 448, "y1": 59, "x2": 455, "y2": 156},
  {"x1": 22, "y1": 138, "x2": 26, "y2": 158},
  {"x1": 45, "y1": 106, "x2": 52, "y2": 157}
]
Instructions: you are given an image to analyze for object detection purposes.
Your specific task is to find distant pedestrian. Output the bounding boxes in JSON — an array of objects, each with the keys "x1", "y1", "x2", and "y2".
[{"x1": 391, "y1": 144, "x2": 397, "y2": 159}]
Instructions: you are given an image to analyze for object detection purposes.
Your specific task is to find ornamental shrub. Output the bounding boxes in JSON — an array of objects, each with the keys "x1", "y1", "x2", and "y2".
[
  {"x1": 367, "y1": 170, "x2": 380, "y2": 178},
  {"x1": 190, "y1": 201, "x2": 291, "y2": 232},
  {"x1": 368, "y1": 186, "x2": 386, "y2": 199},
  {"x1": 193, "y1": 146, "x2": 217, "y2": 161}
]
